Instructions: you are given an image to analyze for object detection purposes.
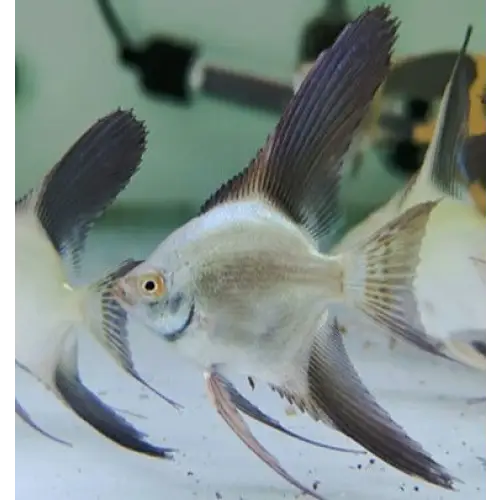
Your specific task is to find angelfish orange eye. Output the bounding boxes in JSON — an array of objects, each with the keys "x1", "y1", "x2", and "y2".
[{"x1": 139, "y1": 273, "x2": 166, "y2": 297}]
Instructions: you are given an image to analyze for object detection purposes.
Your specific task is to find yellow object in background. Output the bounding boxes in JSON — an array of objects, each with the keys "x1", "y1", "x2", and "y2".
[
  {"x1": 413, "y1": 53, "x2": 485, "y2": 141},
  {"x1": 470, "y1": 182, "x2": 486, "y2": 215},
  {"x1": 370, "y1": 51, "x2": 486, "y2": 164}
]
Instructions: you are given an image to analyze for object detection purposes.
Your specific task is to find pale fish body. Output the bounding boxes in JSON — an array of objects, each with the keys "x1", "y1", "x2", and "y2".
[
  {"x1": 410, "y1": 199, "x2": 485, "y2": 367},
  {"x1": 127, "y1": 200, "x2": 339, "y2": 379},
  {"x1": 16, "y1": 212, "x2": 82, "y2": 383},
  {"x1": 334, "y1": 26, "x2": 486, "y2": 370},
  {"x1": 15, "y1": 109, "x2": 178, "y2": 458},
  {"x1": 114, "y1": 8, "x2": 459, "y2": 499}
]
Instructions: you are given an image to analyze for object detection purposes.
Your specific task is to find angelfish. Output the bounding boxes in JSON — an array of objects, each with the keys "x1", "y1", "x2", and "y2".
[
  {"x1": 335, "y1": 26, "x2": 486, "y2": 372},
  {"x1": 111, "y1": 7, "x2": 458, "y2": 498},
  {"x1": 16, "y1": 109, "x2": 179, "y2": 458}
]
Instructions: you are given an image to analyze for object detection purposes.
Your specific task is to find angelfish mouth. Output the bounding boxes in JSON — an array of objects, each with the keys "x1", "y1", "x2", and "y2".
[{"x1": 163, "y1": 302, "x2": 195, "y2": 343}]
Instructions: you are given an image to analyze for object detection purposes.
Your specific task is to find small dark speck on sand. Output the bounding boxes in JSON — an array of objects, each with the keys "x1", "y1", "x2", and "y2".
[
  {"x1": 139, "y1": 393, "x2": 149, "y2": 400},
  {"x1": 399, "y1": 484, "x2": 406, "y2": 492},
  {"x1": 413, "y1": 486, "x2": 419, "y2": 492},
  {"x1": 187, "y1": 471, "x2": 194, "y2": 477},
  {"x1": 313, "y1": 481, "x2": 320, "y2": 491},
  {"x1": 461, "y1": 441, "x2": 467, "y2": 446},
  {"x1": 215, "y1": 492, "x2": 222, "y2": 499},
  {"x1": 369, "y1": 459, "x2": 375, "y2": 465},
  {"x1": 357, "y1": 464, "x2": 362, "y2": 470}
]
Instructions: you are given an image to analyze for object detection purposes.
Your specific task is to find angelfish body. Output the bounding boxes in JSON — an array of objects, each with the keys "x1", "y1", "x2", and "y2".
[
  {"x1": 115, "y1": 8, "x2": 459, "y2": 498},
  {"x1": 410, "y1": 200, "x2": 484, "y2": 367},
  {"x1": 16, "y1": 212, "x2": 82, "y2": 383},
  {"x1": 15, "y1": 110, "x2": 177, "y2": 458},
  {"x1": 131, "y1": 200, "x2": 341, "y2": 376}
]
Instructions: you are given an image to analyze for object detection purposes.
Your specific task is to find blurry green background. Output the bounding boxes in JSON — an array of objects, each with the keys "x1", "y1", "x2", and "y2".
[{"x1": 15, "y1": 0, "x2": 486, "y2": 229}]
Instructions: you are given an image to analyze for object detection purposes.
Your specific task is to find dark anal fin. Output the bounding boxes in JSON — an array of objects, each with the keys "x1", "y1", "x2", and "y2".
[
  {"x1": 307, "y1": 316, "x2": 458, "y2": 489},
  {"x1": 54, "y1": 333, "x2": 176, "y2": 459},
  {"x1": 200, "y1": 6, "x2": 398, "y2": 245}
]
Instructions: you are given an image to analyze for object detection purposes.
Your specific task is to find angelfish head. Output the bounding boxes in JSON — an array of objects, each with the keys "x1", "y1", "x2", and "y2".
[{"x1": 113, "y1": 263, "x2": 195, "y2": 343}]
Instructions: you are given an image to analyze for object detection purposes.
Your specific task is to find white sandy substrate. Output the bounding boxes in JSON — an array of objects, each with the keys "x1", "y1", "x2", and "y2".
[{"x1": 16, "y1": 227, "x2": 486, "y2": 500}]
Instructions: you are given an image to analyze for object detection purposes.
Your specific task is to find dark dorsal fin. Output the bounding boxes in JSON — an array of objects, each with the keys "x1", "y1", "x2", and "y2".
[
  {"x1": 33, "y1": 109, "x2": 147, "y2": 270},
  {"x1": 417, "y1": 26, "x2": 474, "y2": 200},
  {"x1": 200, "y1": 6, "x2": 398, "y2": 243}
]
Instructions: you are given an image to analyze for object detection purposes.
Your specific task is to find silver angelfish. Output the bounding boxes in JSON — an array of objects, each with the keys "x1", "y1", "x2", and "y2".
[
  {"x1": 335, "y1": 26, "x2": 486, "y2": 372},
  {"x1": 112, "y1": 6, "x2": 457, "y2": 499},
  {"x1": 16, "y1": 109, "x2": 180, "y2": 458}
]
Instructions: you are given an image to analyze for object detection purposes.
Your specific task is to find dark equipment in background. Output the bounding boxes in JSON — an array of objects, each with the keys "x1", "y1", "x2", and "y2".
[
  {"x1": 96, "y1": 0, "x2": 355, "y2": 115},
  {"x1": 95, "y1": 0, "x2": 485, "y2": 179},
  {"x1": 299, "y1": 1, "x2": 349, "y2": 66},
  {"x1": 96, "y1": 0, "x2": 295, "y2": 113}
]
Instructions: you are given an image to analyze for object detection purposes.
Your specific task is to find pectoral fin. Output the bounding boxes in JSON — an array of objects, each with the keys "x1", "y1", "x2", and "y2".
[{"x1": 85, "y1": 259, "x2": 182, "y2": 410}]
